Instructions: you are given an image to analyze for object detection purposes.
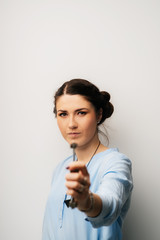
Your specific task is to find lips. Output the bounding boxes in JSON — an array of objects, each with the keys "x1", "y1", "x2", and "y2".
[
  {"x1": 68, "y1": 132, "x2": 80, "y2": 135},
  {"x1": 68, "y1": 132, "x2": 80, "y2": 138}
]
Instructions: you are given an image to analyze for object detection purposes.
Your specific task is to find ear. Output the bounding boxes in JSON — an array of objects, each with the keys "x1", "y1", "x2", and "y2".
[{"x1": 97, "y1": 108, "x2": 103, "y2": 123}]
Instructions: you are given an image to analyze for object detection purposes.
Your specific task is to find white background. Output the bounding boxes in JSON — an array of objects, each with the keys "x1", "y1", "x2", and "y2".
[{"x1": 1, "y1": 1, "x2": 160, "y2": 239}]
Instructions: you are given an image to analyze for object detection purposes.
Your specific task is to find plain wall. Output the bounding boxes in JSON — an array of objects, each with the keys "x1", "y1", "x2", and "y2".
[{"x1": 1, "y1": 1, "x2": 160, "y2": 239}]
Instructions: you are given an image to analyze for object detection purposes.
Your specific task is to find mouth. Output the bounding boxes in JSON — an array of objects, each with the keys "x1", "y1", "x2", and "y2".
[{"x1": 68, "y1": 132, "x2": 80, "y2": 138}]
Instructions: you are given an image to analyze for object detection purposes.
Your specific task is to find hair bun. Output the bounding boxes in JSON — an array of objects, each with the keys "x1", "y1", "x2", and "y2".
[
  {"x1": 99, "y1": 91, "x2": 114, "y2": 122},
  {"x1": 101, "y1": 91, "x2": 111, "y2": 102}
]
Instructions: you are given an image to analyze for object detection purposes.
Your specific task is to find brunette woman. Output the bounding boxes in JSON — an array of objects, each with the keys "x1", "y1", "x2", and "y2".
[{"x1": 42, "y1": 79, "x2": 133, "y2": 240}]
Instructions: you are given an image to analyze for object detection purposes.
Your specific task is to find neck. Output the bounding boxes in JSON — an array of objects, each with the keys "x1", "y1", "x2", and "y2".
[{"x1": 75, "y1": 138, "x2": 105, "y2": 164}]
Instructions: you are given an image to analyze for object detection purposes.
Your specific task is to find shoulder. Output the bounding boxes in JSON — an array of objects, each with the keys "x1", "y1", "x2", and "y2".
[
  {"x1": 95, "y1": 148, "x2": 132, "y2": 174},
  {"x1": 97, "y1": 148, "x2": 130, "y2": 162}
]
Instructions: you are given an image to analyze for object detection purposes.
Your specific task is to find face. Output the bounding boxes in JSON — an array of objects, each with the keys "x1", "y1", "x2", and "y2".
[{"x1": 56, "y1": 94, "x2": 100, "y2": 149}]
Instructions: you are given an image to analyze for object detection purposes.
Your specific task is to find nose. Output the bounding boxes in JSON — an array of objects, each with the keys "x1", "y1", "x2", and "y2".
[{"x1": 68, "y1": 115, "x2": 78, "y2": 129}]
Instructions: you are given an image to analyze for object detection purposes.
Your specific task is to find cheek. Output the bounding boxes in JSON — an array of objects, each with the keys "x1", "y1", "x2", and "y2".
[
  {"x1": 57, "y1": 120, "x2": 65, "y2": 135},
  {"x1": 83, "y1": 117, "x2": 97, "y2": 132}
]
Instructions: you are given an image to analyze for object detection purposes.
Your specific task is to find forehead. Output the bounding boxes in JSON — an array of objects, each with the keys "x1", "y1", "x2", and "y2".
[{"x1": 56, "y1": 94, "x2": 93, "y2": 110}]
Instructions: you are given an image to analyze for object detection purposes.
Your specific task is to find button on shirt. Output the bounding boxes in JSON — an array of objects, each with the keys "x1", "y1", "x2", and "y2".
[{"x1": 42, "y1": 148, "x2": 133, "y2": 240}]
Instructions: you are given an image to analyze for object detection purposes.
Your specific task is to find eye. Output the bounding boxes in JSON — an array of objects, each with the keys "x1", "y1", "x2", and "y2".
[
  {"x1": 58, "y1": 112, "x2": 67, "y2": 117},
  {"x1": 78, "y1": 111, "x2": 87, "y2": 116}
]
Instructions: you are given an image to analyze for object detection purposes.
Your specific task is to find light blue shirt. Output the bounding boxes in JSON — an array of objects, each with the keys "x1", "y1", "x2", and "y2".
[{"x1": 42, "y1": 148, "x2": 133, "y2": 240}]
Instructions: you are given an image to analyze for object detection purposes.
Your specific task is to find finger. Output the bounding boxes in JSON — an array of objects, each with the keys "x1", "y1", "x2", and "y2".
[
  {"x1": 66, "y1": 188, "x2": 86, "y2": 199},
  {"x1": 81, "y1": 176, "x2": 88, "y2": 185},
  {"x1": 66, "y1": 189, "x2": 78, "y2": 197},
  {"x1": 66, "y1": 169, "x2": 86, "y2": 181},
  {"x1": 65, "y1": 181, "x2": 87, "y2": 193},
  {"x1": 65, "y1": 172, "x2": 90, "y2": 188},
  {"x1": 67, "y1": 162, "x2": 89, "y2": 176},
  {"x1": 65, "y1": 172, "x2": 80, "y2": 181}
]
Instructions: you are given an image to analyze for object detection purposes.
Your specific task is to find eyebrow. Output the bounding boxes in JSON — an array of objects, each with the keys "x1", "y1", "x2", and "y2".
[{"x1": 57, "y1": 108, "x2": 89, "y2": 113}]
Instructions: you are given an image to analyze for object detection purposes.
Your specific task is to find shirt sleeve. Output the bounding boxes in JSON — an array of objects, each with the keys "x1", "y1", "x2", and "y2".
[{"x1": 86, "y1": 154, "x2": 133, "y2": 228}]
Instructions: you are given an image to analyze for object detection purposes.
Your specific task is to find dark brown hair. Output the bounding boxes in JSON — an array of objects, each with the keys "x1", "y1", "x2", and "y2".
[{"x1": 53, "y1": 79, "x2": 114, "y2": 125}]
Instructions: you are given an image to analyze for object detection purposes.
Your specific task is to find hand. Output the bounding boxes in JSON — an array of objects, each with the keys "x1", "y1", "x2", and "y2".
[{"x1": 65, "y1": 161, "x2": 91, "y2": 211}]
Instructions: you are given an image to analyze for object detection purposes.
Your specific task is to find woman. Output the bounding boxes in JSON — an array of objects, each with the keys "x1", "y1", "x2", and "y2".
[{"x1": 42, "y1": 79, "x2": 133, "y2": 240}]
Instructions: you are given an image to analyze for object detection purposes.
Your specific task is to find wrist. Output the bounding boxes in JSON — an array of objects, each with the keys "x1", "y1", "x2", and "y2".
[{"x1": 79, "y1": 191, "x2": 94, "y2": 213}]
